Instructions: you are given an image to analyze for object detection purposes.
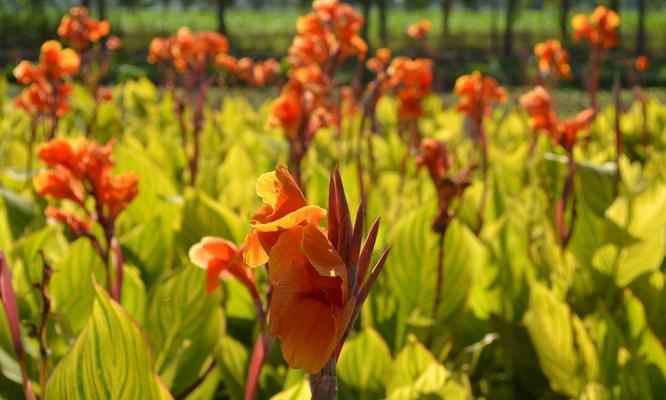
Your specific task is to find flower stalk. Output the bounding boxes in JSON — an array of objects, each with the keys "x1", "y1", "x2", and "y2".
[{"x1": 0, "y1": 252, "x2": 36, "y2": 400}]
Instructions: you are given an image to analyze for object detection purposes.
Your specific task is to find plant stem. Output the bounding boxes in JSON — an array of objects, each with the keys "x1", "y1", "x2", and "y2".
[
  {"x1": 355, "y1": 115, "x2": 368, "y2": 209},
  {"x1": 0, "y1": 253, "x2": 36, "y2": 400},
  {"x1": 244, "y1": 294, "x2": 270, "y2": 400},
  {"x1": 289, "y1": 141, "x2": 304, "y2": 192},
  {"x1": 556, "y1": 154, "x2": 576, "y2": 248},
  {"x1": 309, "y1": 358, "x2": 337, "y2": 400},
  {"x1": 111, "y1": 237, "x2": 123, "y2": 302},
  {"x1": 25, "y1": 118, "x2": 38, "y2": 188},
  {"x1": 189, "y1": 80, "x2": 207, "y2": 187},
  {"x1": 432, "y1": 230, "x2": 446, "y2": 319},
  {"x1": 612, "y1": 73, "x2": 623, "y2": 162},
  {"x1": 37, "y1": 253, "x2": 53, "y2": 394},
  {"x1": 475, "y1": 126, "x2": 489, "y2": 234}
]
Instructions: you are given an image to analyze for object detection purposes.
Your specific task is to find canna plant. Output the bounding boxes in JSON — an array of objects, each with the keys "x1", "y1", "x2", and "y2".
[
  {"x1": 352, "y1": 48, "x2": 392, "y2": 205},
  {"x1": 235, "y1": 164, "x2": 389, "y2": 399},
  {"x1": 520, "y1": 86, "x2": 595, "y2": 247},
  {"x1": 33, "y1": 137, "x2": 138, "y2": 301},
  {"x1": 188, "y1": 236, "x2": 268, "y2": 400},
  {"x1": 453, "y1": 71, "x2": 506, "y2": 232},
  {"x1": 13, "y1": 40, "x2": 80, "y2": 165},
  {"x1": 572, "y1": 6, "x2": 620, "y2": 112},
  {"x1": 387, "y1": 56, "x2": 434, "y2": 213},
  {"x1": 407, "y1": 20, "x2": 433, "y2": 58},
  {"x1": 268, "y1": 0, "x2": 367, "y2": 189},
  {"x1": 216, "y1": 54, "x2": 282, "y2": 88},
  {"x1": 416, "y1": 139, "x2": 472, "y2": 331},
  {"x1": 148, "y1": 28, "x2": 230, "y2": 186},
  {"x1": 57, "y1": 6, "x2": 122, "y2": 135},
  {"x1": 534, "y1": 39, "x2": 572, "y2": 87}
]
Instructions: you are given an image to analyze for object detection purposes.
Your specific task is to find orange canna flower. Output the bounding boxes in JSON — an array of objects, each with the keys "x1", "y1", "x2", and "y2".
[
  {"x1": 98, "y1": 172, "x2": 139, "y2": 218},
  {"x1": 520, "y1": 85, "x2": 558, "y2": 134},
  {"x1": 366, "y1": 48, "x2": 391, "y2": 73},
  {"x1": 269, "y1": 90, "x2": 304, "y2": 139},
  {"x1": 454, "y1": 71, "x2": 506, "y2": 130},
  {"x1": 34, "y1": 166, "x2": 86, "y2": 206},
  {"x1": 40, "y1": 40, "x2": 80, "y2": 79},
  {"x1": 388, "y1": 57, "x2": 433, "y2": 121},
  {"x1": 13, "y1": 40, "x2": 79, "y2": 119},
  {"x1": 46, "y1": 206, "x2": 90, "y2": 234},
  {"x1": 534, "y1": 39, "x2": 571, "y2": 80},
  {"x1": 37, "y1": 137, "x2": 88, "y2": 172},
  {"x1": 572, "y1": 6, "x2": 620, "y2": 50},
  {"x1": 557, "y1": 108, "x2": 596, "y2": 152},
  {"x1": 13, "y1": 61, "x2": 42, "y2": 85},
  {"x1": 289, "y1": 0, "x2": 366, "y2": 69},
  {"x1": 35, "y1": 137, "x2": 139, "y2": 219},
  {"x1": 416, "y1": 138, "x2": 451, "y2": 183},
  {"x1": 635, "y1": 55, "x2": 649, "y2": 72},
  {"x1": 407, "y1": 20, "x2": 431, "y2": 40},
  {"x1": 243, "y1": 165, "x2": 388, "y2": 374},
  {"x1": 244, "y1": 165, "x2": 326, "y2": 267},
  {"x1": 520, "y1": 86, "x2": 595, "y2": 153},
  {"x1": 189, "y1": 237, "x2": 256, "y2": 294},
  {"x1": 148, "y1": 28, "x2": 229, "y2": 74},
  {"x1": 267, "y1": 223, "x2": 354, "y2": 372},
  {"x1": 105, "y1": 36, "x2": 123, "y2": 51},
  {"x1": 58, "y1": 6, "x2": 111, "y2": 50}
]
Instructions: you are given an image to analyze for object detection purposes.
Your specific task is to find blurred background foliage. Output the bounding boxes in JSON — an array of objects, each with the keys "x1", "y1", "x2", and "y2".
[{"x1": 1, "y1": 0, "x2": 666, "y2": 87}]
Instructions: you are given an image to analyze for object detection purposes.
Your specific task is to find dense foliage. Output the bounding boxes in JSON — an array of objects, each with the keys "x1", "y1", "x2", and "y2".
[{"x1": 0, "y1": 2, "x2": 665, "y2": 400}]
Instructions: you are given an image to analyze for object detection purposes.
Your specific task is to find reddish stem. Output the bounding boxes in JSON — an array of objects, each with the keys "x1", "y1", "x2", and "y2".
[{"x1": 556, "y1": 154, "x2": 576, "y2": 248}]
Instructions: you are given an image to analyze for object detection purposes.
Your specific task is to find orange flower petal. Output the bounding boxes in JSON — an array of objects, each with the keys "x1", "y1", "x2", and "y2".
[
  {"x1": 189, "y1": 236, "x2": 237, "y2": 269},
  {"x1": 251, "y1": 205, "x2": 326, "y2": 232},
  {"x1": 243, "y1": 231, "x2": 269, "y2": 268},
  {"x1": 301, "y1": 224, "x2": 348, "y2": 299}
]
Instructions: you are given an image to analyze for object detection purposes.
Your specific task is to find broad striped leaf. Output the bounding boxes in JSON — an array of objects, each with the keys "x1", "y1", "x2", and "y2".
[
  {"x1": 45, "y1": 285, "x2": 171, "y2": 399},
  {"x1": 146, "y1": 266, "x2": 223, "y2": 395}
]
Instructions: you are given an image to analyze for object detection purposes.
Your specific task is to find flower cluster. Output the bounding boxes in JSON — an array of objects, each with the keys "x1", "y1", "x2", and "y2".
[
  {"x1": 58, "y1": 6, "x2": 121, "y2": 107},
  {"x1": 217, "y1": 55, "x2": 281, "y2": 87},
  {"x1": 417, "y1": 139, "x2": 472, "y2": 233},
  {"x1": 364, "y1": 48, "x2": 393, "y2": 109},
  {"x1": 572, "y1": 6, "x2": 620, "y2": 51},
  {"x1": 534, "y1": 39, "x2": 571, "y2": 81},
  {"x1": 407, "y1": 20, "x2": 431, "y2": 40},
  {"x1": 268, "y1": 65, "x2": 329, "y2": 141},
  {"x1": 289, "y1": 0, "x2": 367, "y2": 69},
  {"x1": 270, "y1": 0, "x2": 368, "y2": 185},
  {"x1": 148, "y1": 27, "x2": 229, "y2": 74},
  {"x1": 454, "y1": 71, "x2": 506, "y2": 136},
  {"x1": 388, "y1": 57, "x2": 433, "y2": 122},
  {"x1": 520, "y1": 86, "x2": 595, "y2": 153},
  {"x1": 34, "y1": 137, "x2": 139, "y2": 234},
  {"x1": 57, "y1": 6, "x2": 112, "y2": 51},
  {"x1": 13, "y1": 41, "x2": 80, "y2": 119}
]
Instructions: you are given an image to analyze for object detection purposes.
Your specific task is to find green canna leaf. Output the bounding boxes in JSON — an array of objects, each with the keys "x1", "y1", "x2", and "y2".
[
  {"x1": 338, "y1": 328, "x2": 392, "y2": 400},
  {"x1": 45, "y1": 285, "x2": 171, "y2": 399},
  {"x1": 146, "y1": 266, "x2": 223, "y2": 395}
]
